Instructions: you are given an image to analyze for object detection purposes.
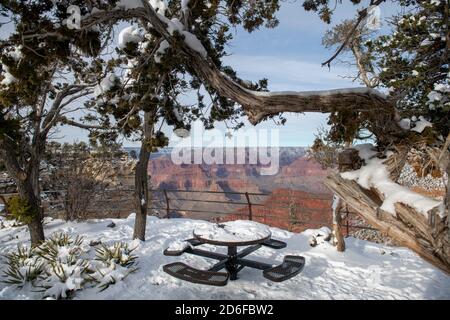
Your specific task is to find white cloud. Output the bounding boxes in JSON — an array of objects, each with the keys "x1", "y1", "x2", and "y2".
[{"x1": 223, "y1": 54, "x2": 360, "y2": 91}]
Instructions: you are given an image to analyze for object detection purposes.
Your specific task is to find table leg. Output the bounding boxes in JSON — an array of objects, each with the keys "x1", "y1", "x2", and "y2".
[{"x1": 226, "y1": 246, "x2": 238, "y2": 280}]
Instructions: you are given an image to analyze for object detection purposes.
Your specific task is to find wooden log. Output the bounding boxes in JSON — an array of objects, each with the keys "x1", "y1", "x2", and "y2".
[{"x1": 324, "y1": 172, "x2": 450, "y2": 274}]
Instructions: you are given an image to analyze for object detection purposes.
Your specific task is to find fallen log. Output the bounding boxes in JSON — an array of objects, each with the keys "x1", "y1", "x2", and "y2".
[{"x1": 325, "y1": 172, "x2": 450, "y2": 274}]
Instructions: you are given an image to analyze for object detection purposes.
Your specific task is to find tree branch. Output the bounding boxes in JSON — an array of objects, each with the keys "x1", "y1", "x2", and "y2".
[
  {"x1": 321, "y1": 0, "x2": 386, "y2": 68},
  {"x1": 61, "y1": 118, "x2": 107, "y2": 130},
  {"x1": 79, "y1": 5, "x2": 402, "y2": 137}
]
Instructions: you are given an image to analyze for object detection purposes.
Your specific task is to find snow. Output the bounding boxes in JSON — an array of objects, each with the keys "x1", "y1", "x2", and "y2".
[
  {"x1": 167, "y1": 239, "x2": 191, "y2": 252},
  {"x1": 118, "y1": 26, "x2": 143, "y2": 49},
  {"x1": 173, "y1": 128, "x2": 190, "y2": 138},
  {"x1": 411, "y1": 116, "x2": 432, "y2": 133},
  {"x1": 155, "y1": 13, "x2": 207, "y2": 57},
  {"x1": 421, "y1": 38, "x2": 433, "y2": 46},
  {"x1": 181, "y1": 0, "x2": 190, "y2": 12},
  {"x1": 154, "y1": 40, "x2": 170, "y2": 63},
  {"x1": 434, "y1": 83, "x2": 450, "y2": 93},
  {"x1": 181, "y1": 31, "x2": 207, "y2": 57},
  {"x1": 7, "y1": 46, "x2": 23, "y2": 61},
  {"x1": 0, "y1": 215, "x2": 448, "y2": 300},
  {"x1": 1, "y1": 46, "x2": 22, "y2": 86},
  {"x1": 398, "y1": 118, "x2": 411, "y2": 130},
  {"x1": 244, "y1": 86, "x2": 387, "y2": 99},
  {"x1": 193, "y1": 220, "x2": 271, "y2": 243},
  {"x1": 149, "y1": 0, "x2": 167, "y2": 14},
  {"x1": 341, "y1": 145, "x2": 443, "y2": 217},
  {"x1": 94, "y1": 73, "x2": 117, "y2": 97},
  {"x1": 114, "y1": 1, "x2": 206, "y2": 58},
  {"x1": 427, "y1": 91, "x2": 443, "y2": 102},
  {"x1": 115, "y1": 0, "x2": 167, "y2": 13},
  {"x1": 0, "y1": 66, "x2": 17, "y2": 86}
]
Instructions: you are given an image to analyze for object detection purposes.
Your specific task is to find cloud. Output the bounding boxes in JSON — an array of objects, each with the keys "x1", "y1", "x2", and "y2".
[{"x1": 223, "y1": 54, "x2": 360, "y2": 91}]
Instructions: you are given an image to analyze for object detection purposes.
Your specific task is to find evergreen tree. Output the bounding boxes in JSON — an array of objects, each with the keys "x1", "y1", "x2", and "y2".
[{"x1": 0, "y1": 0, "x2": 113, "y2": 245}]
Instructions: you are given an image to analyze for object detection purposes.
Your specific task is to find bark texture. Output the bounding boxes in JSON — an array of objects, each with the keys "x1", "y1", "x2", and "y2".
[
  {"x1": 132, "y1": 112, "x2": 153, "y2": 241},
  {"x1": 332, "y1": 197, "x2": 346, "y2": 252},
  {"x1": 325, "y1": 172, "x2": 450, "y2": 274},
  {"x1": 82, "y1": 7, "x2": 401, "y2": 129}
]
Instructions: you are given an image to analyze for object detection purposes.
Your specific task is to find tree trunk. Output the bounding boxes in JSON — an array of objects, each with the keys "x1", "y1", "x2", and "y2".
[
  {"x1": 446, "y1": 160, "x2": 450, "y2": 238},
  {"x1": 17, "y1": 166, "x2": 45, "y2": 247},
  {"x1": 132, "y1": 112, "x2": 153, "y2": 241},
  {"x1": 0, "y1": 135, "x2": 45, "y2": 246},
  {"x1": 332, "y1": 196, "x2": 346, "y2": 252}
]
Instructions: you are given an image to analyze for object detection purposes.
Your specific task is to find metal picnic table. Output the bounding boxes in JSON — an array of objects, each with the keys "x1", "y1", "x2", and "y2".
[{"x1": 162, "y1": 221, "x2": 305, "y2": 286}]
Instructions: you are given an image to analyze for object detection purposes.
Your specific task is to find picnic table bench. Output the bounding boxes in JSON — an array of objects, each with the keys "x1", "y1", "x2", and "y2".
[{"x1": 163, "y1": 221, "x2": 305, "y2": 286}]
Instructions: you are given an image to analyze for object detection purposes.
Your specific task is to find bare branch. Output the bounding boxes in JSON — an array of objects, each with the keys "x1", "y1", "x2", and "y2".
[{"x1": 321, "y1": 0, "x2": 386, "y2": 68}]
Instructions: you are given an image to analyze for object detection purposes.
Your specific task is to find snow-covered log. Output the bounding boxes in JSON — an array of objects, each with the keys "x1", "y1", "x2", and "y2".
[{"x1": 324, "y1": 147, "x2": 450, "y2": 274}]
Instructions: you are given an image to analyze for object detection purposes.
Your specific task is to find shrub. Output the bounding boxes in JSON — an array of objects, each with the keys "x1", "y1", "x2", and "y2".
[
  {"x1": 1, "y1": 233, "x2": 138, "y2": 299},
  {"x1": 5, "y1": 196, "x2": 37, "y2": 225},
  {"x1": 91, "y1": 242, "x2": 138, "y2": 291},
  {"x1": 2, "y1": 245, "x2": 45, "y2": 287}
]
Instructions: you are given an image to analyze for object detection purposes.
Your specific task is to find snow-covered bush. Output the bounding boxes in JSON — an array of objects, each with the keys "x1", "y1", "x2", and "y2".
[
  {"x1": 1, "y1": 233, "x2": 139, "y2": 299},
  {"x1": 91, "y1": 242, "x2": 138, "y2": 291},
  {"x1": 2, "y1": 245, "x2": 45, "y2": 287},
  {"x1": 94, "y1": 242, "x2": 138, "y2": 268}
]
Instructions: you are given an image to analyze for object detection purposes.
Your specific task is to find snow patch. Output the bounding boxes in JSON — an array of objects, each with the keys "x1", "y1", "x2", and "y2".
[
  {"x1": 411, "y1": 116, "x2": 432, "y2": 133},
  {"x1": 118, "y1": 26, "x2": 143, "y2": 49},
  {"x1": 341, "y1": 146, "x2": 443, "y2": 217},
  {"x1": 94, "y1": 73, "x2": 118, "y2": 97},
  {"x1": 193, "y1": 220, "x2": 271, "y2": 243}
]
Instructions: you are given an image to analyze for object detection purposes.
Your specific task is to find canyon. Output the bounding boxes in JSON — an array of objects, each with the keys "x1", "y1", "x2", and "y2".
[{"x1": 143, "y1": 147, "x2": 334, "y2": 232}]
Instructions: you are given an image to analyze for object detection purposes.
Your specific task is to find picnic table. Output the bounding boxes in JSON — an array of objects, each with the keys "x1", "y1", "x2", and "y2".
[{"x1": 163, "y1": 221, "x2": 305, "y2": 286}]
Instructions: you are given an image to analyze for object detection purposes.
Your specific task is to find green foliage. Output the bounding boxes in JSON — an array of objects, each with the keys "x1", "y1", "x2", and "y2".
[
  {"x1": 369, "y1": 0, "x2": 449, "y2": 136},
  {"x1": 95, "y1": 242, "x2": 138, "y2": 269},
  {"x1": 2, "y1": 245, "x2": 45, "y2": 287},
  {"x1": 6, "y1": 196, "x2": 37, "y2": 225},
  {"x1": 36, "y1": 232, "x2": 85, "y2": 264},
  {"x1": 318, "y1": 0, "x2": 448, "y2": 144}
]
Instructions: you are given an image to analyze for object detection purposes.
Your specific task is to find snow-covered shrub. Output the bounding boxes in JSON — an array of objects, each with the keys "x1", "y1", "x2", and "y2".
[
  {"x1": 34, "y1": 233, "x2": 92, "y2": 299},
  {"x1": 40, "y1": 259, "x2": 91, "y2": 299},
  {"x1": 1, "y1": 233, "x2": 139, "y2": 299},
  {"x1": 94, "y1": 242, "x2": 138, "y2": 268},
  {"x1": 2, "y1": 245, "x2": 45, "y2": 287},
  {"x1": 91, "y1": 242, "x2": 138, "y2": 291}
]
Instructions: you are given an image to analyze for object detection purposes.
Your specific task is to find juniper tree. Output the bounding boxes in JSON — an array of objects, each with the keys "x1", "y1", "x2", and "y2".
[
  {"x1": 369, "y1": 0, "x2": 449, "y2": 137},
  {"x1": 87, "y1": 0, "x2": 272, "y2": 240},
  {"x1": 0, "y1": 0, "x2": 114, "y2": 245}
]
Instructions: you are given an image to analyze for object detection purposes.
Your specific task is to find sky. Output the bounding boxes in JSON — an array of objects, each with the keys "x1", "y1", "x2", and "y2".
[{"x1": 2, "y1": 1, "x2": 400, "y2": 147}]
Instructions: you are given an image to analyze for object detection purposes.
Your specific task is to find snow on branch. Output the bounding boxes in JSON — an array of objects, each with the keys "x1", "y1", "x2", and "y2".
[{"x1": 78, "y1": 3, "x2": 397, "y2": 126}]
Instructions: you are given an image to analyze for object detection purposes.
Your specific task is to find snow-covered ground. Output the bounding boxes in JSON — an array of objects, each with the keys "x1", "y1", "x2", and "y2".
[{"x1": 0, "y1": 214, "x2": 449, "y2": 300}]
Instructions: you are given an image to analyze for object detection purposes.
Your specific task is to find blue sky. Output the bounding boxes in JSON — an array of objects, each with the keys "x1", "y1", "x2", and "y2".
[{"x1": 2, "y1": 1, "x2": 400, "y2": 147}]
